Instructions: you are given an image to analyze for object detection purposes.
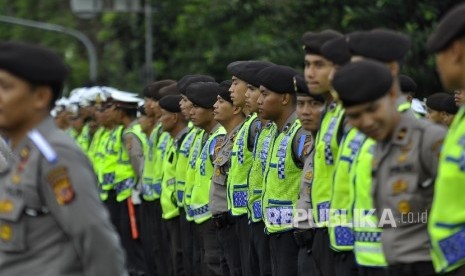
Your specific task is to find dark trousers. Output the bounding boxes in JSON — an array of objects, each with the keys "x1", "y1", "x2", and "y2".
[
  {"x1": 214, "y1": 213, "x2": 242, "y2": 276},
  {"x1": 179, "y1": 209, "x2": 201, "y2": 276},
  {"x1": 196, "y1": 219, "x2": 227, "y2": 276},
  {"x1": 249, "y1": 221, "x2": 272, "y2": 276},
  {"x1": 293, "y1": 229, "x2": 320, "y2": 276},
  {"x1": 387, "y1": 261, "x2": 436, "y2": 276},
  {"x1": 140, "y1": 200, "x2": 160, "y2": 276},
  {"x1": 118, "y1": 199, "x2": 147, "y2": 276},
  {"x1": 334, "y1": 251, "x2": 359, "y2": 276},
  {"x1": 140, "y1": 200, "x2": 172, "y2": 276},
  {"x1": 235, "y1": 215, "x2": 252, "y2": 276},
  {"x1": 104, "y1": 190, "x2": 120, "y2": 231},
  {"x1": 269, "y1": 231, "x2": 299, "y2": 276},
  {"x1": 165, "y1": 216, "x2": 185, "y2": 276},
  {"x1": 312, "y1": 228, "x2": 336, "y2": 276},
  {"x1": 358, "y1": 267, "x2": 388, "y2": 276}
]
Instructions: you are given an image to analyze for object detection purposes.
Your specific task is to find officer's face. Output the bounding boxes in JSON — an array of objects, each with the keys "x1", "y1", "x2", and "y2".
[
  {"x1": 426, "y1": 108, "x2": 442, "y2": 124},
  {"x1": 139, "y1": 115, "x2": 154, "y2": 134},
  {"x1": 344, "y1": 93, "x2": 398, "y2": 141},
  {"x1": 296, "y1": 95, "x2": 324, "y2": 133},
  {"x1": 229, "y1": 76, "x2": 248, "y2": 107},
  {"x1": 435, "y1": 42, "x2": 464, "y2": 91},
  {"x1": 159, "y1": 108, "x2": 176, "y2": 132},
  {"x1": 189, "y1": 105, "x2": 214, "y2": 129},
  {"x1": 454, "y1": 89, "x2": 465, "y2": 106},
  {"x1": 304, "y1": 54, "x2": 334, "y2": 95},
  {"x1": 152, "y1": 100, "x2": 162, "y2": 118},
  {"x1": 245, "y1": 84, "x2": 260, "y2": 113},
  {"x1": 440, "y1": 111, "x2": 455, "y2": 127},
  {"x1": 144, "y1": 97, "x2": 155, "y2": 117},
  {"x1": 179, "y1": 95, "x2": 193, "y2": 120},
  {"x1": 257, "y1": 86, "x2": 283, "y2": 121},
  {"x1": 0, "y1": 70, "x2": 47, "y2": 132},
  {"x1": 213, "y1": 95, "x2": 235, "y2": 123}
]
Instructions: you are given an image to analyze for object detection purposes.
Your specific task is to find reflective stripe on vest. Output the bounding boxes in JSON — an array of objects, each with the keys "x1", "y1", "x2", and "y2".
[
  {"x1": 262, "y1": 120, "x2": 302, "y2": 234},
  {"x1": 430, "y1": 107, "x2": 465, "y2": 273},
  {"x1": 247, "y1": 122, "x2": 277, "y2": 222},
  {"x1": 184, "y1": 129, "x2": 205, "y2": 221},
  {"x1": 190, "y1": 126, "x2": 226, "y2": 224},
  {"x1": 312, "y1": 102, "x2": 344, "y2": 226},
  {"x1": 175, "y1": 127, "x2": 196, "y2": 207},
  {"x1": 329, "y1": 128, "x2": 365, "y2": 251},
  {"x1": 352, "y1": 138, "x2": 387, "y2": 267},
  {"x1": 228, "y1": 114, "x2": 257, "y2": 216}
]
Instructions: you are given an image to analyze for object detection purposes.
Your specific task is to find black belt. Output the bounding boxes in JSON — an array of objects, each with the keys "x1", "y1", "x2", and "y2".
[
  {"x1": 293, "y1": 228, "x2": 315, "y2": 248},
  {"x1": 212, "y1": 212, "x2": 235, "y2": 229}
]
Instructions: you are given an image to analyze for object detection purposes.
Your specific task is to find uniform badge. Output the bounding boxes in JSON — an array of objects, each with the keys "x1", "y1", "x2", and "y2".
[
  {"x1": 392, "y1": 179, "x2": 408, "y2": 195},
  {"x1": 397, "y1": 153, "x2": 408, "y2": 163},
  {"x1": 396, "y1": 127, "x2": 407, "y2": 141},
  {"x1": 302, "y1": 135, "x2": 313, "y2": 156},
  {"x1": 305, "y1": 171, "x2": 313, "y2": 181},
  {"x1": 47, "y1": 167, "x2": 75, "y2": 205},
  {"x1": 0, "y1": 200, "x2": 13, "y2": 214},
  {"x1": 11, "y1": 175, "x2": 20, "y2": 185},
  {"x1": 20, "y1": 147, "x2": 30, "y2": 160},
  {"x1": 306, "y1": 186, "x2": 311, "y2": 196},
  {"x1": 213, "y1": 138, "x2": 224, "y2": 159},
  {"x1": 398, "y1": 200, "x2": 411, "y2": 214},
  {"x1": 215, "y1": 168, "x2": 221, "y2": 177},
  {"x1": 0, "y1": 224, "x2": 12, "y2": 241}
]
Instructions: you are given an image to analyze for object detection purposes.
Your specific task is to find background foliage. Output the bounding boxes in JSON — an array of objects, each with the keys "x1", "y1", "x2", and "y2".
[{"x1": 0, "y1": 0, "x2": 461, "y2": 99}]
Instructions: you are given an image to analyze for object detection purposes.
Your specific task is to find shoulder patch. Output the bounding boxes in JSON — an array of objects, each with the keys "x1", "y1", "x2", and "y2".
[
  {"x1": 27, "y1": 129, "x2": 57, "y2": 164},
  {"x1": 46, "y1": 167, "x2": 75, "y2": 205},
  {"x1": 302, "y1": 135, "x2": 313, "y2": 156}
]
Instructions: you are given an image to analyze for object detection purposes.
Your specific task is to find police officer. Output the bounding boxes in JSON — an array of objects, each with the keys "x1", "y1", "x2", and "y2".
[
  {"x1": 332, "y1": 60, "x2": 446, "y2": 276},
  {"x1": 110, "y1": 91, "x2": 147, "y2": 276},
  {"x1": 211, "y1": 80, "x2": 245, "y2": 276},
  {"x1": 178, "y1": 74, "x2": 215, "y2": 276},
  {"x1": 140, "y1": 79, "x2": 175, "y2": 276},
  {"x1": 0, "y1": 42, "x2": 127, "y2": 275},
  {"x1": 292, "y1": 74, "x2": 325, "y2": 276},
  {"x1": 186, "y1": 81, "x2": 226, "y2": 276},
  {"x1": 159, "y1": 94, "x2": 190, "y2": 276},
  {"x1": 256, "y1": 65, "x2": 310, "y2": 276},
  {"x1": 302, "y1": 30, "x2": 345, "y2": 276},
  {"x1": 427, "y1": 3, "x2": 465, "y2": 274}
]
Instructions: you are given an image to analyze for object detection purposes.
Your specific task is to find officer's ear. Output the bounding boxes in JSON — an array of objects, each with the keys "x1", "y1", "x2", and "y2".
[
  {"x1": 282, "y1": 93, "x2": 291, "y2": 105},
  {"x1": 32, "y1": 85, "x2": 53, "y2": 111},
  {"x1": 232, "y1": 105, "x2": 242, "y2": 115}
]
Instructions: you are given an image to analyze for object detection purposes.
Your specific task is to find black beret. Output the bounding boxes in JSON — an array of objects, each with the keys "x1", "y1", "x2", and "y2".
[
  {"x1": 157, "y1": 83, "x2": 179, "y2": 100},
  {"x1": 399, "y1": 74, "x2": 417, "y2": 94},
  {"x1": 427, "y1": 3, "x2": 465, "y2": 53},
  {"x1": 227, "y1": 61, "x2": 249, "y2": 79},
  {"x1": 185, "y1": 82, "x2": 219, "y2": 108},
  {"x1": 159, "y1": 95, "x2": 182, "y2": 113},
  {"x1": 177, "y1": 75, "x2": 216, "y2": 95},
  {"x1": 257, "y1": 65, "x2": 299, "y2": 94},
  {"x1": 426, "y1": 92, "x2": 450, "y2": 111},
  {"x1": 143, "y1": 80, "x2": 176, "y2": 99},
  {"x1": 302, "y1": 30, "x2": 343, "y2": 55},
  {"x1": 228, "y1": 60, "x2": 275, "y2": 88},
  {"x1": 347, "y1": 29, "x2": 411, "y2": 62},
  {"x1": 320, "y1": 36, "x2": 352, "y2": 66},
  {"x1": 0, "y1": 42, "x2": 69, "y2": 98},
  {"x1": 441, "y1": 95, "x2": 459, "y2": 114},
  {"x1": 293, "y1": 74, "x2": 325, "y2": 102},
  {"x1": 0, "y1": 42, "x2": 68, "y2": 84},
  {"x1": 332, "y1": 60, "x2": 393, "y2": 107},
  {"x1": 217, "y1": 80, "x2": 233, "y2": 104}
]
